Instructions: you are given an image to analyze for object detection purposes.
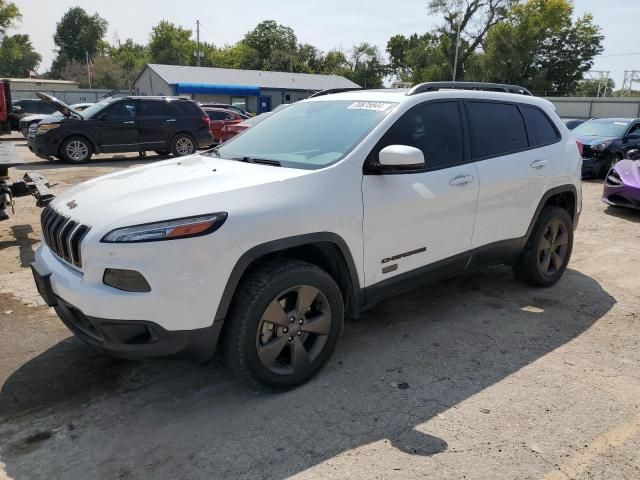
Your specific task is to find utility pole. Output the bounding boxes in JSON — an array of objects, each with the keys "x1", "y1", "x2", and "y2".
[
  {"x1": 196, "y1": 20, "x2": 201, "y2": 67},
  {"x1": 452, "y1": 0, "x2": 463, "y2": 82}
]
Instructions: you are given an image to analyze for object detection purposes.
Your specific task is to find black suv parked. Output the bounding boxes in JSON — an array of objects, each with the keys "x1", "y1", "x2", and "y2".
[{"x1": 29, "y1": 94, "x2": 214, "y2": 163}]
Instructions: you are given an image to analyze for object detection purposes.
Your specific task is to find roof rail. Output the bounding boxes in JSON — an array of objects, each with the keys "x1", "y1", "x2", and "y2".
[
  {"x1": 308, "y1": 87, "x2": 364, "y2": 98},
  {"x1": 407, "y1": 82, "x2": 533, "y2": 96}
]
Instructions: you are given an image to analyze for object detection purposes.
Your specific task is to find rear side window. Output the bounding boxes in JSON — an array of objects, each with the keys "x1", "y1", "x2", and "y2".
[
  {"x1": 173, "y1": 101, "x2": 204, "y2": 116},
  {"x1": 466, "y1": 102, "x2": 528, "y2": 159},
  {"x1": 139, "y1": 100, "x2": 172, "y2": 117},
  {"x1": 521, "y1": 105, "x2": 560, "y2": 146},
  {"x1": 376, "y1": 101, "x2": 464, "y2": 170},
  {"x1": 207, "y1": 111, "x2": 232, "y2": 121}
]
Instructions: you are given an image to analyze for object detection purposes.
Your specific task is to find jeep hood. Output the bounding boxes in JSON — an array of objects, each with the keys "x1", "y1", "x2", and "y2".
[
  {"x1": 49, "y1": 154, "x2": 310, "y2": 228},
  {"x1": 36, "y1": 92, "x2": 82, "y2": 119}
]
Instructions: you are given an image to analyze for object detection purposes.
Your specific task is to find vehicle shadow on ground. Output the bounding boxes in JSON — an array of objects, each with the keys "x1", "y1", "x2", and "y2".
[
  {"x1": 603, "y1": 205, "x2": 640, "y2": 223},
  {"x1": 0, "y1": 225, "x2": 38, "y2": 266},
  {"x1": 0, "y1": 266, "x2": 615, "y2": 479}
]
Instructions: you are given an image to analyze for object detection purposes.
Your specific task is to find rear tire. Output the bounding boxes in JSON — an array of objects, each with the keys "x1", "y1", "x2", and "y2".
[
  {"x1": 223, "y1": 259, "x2": 344, "y2": 390},
  {"x1": 171, "y1": 134, "x2": 196, "y2": 157},
  {"x1": 514, "y1": 206, "x2": 573, "y2": 287},
  {"x1": 59, "y1": 136, "x2": 92, "y2": 164}
]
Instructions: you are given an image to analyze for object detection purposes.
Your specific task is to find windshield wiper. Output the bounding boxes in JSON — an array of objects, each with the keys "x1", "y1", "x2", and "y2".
[{"x1": 234, "y1": 156, "x2": 282, "y2": 167}]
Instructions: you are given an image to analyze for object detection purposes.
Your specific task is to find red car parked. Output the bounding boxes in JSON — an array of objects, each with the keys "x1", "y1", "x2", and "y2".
[
  {"x1": 219, "y1": 104, "x2": 291, "y2": 143},
  {"x1": 203, "y1": 108, "x2": 245, "y2": 143}
]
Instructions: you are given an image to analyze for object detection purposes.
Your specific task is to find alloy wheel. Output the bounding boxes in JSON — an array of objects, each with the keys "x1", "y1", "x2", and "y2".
[
  {"x1": 255, "y1": 285, "x2": 332, "y2": 376},
  {"x1": 537, "y1": 219, "x2": 569, "y2": 276},
  {"x1": 175, "y1": 137, "x2": 194, "y2": 155},
  {"x1": 66, "y1": 140, "x2": 89, "y2": 161}
]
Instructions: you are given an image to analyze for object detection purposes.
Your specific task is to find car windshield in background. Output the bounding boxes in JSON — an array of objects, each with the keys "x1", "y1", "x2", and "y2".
[
  {"x1": 572, "y1": 120, "x2": 629, "y2": 138},
  {"x1": 79, "y1": 99, "x2": 114, "y2": 119},
  {"x1": 216, "y1": 100, "x2": 396, "y2": 169}
]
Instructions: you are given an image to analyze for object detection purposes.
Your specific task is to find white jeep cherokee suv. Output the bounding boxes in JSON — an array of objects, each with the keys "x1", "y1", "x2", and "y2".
[{"x1": 31, "y1": 82, "x2": 581, "y2": 388}]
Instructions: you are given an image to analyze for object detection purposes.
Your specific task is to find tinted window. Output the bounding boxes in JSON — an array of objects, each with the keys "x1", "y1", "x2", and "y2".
[
  {"x1": 521, "y1": 106, "x2": 559, "y2": 146},
  {"x1": 467, "y1": 102, "x2": 528, "y2": 158},
  {"x1": 173, "y1": 101, "x2": 203, "y2": 116},
  {"x1": 628, "y1": 123, "x2": 640, "y2": 135},
  {"x1": 139, "y1": 100, "x2": 172, "y2": 117},
  {"x1": 376, "y1": 101, "x2": 464, "y2": 170},
  {"x1": 103, "y1": 101, "x2": 137, "y2": 119},
  {"x1": 207, "y1": 111, "x2": 231, "y2": 121}
]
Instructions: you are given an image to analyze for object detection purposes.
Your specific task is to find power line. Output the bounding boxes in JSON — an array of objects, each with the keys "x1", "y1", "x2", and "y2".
[{"x1": 597, "y1": 52, "x2": 640, "y2": 58}]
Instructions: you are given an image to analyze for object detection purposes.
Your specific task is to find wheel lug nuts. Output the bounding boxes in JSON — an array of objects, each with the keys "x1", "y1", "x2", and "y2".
[
  {"x1": 288, "y1": 336, "x2": 293, "y2": 342},
  {"x1": 299, "y1": 319, "x2": 303, "y2": 325},
  {"x1": 283, "y1": 327, "x2": 288, "y2": 333},
  {"x1": 289, "y1": 317, "x2": 295, "y2": 323},
  {"x1": 297, "y1": 331, "x2": 303, "y2": 337}
]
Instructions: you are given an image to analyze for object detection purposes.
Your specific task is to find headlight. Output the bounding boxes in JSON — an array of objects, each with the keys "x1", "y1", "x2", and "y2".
[
  {"x1": 36, "y1": 124, "x2": 60, "y2": 135},
  {"x1": 592, "y1": 140, "x2": 612, "y2": 152},
  {"x1": 101, "y1": 213, "x2": 228, "y2": 243}
]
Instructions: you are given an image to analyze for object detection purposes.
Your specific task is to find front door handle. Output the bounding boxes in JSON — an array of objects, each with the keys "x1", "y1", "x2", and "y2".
[
  {"x1": 122, "y1": 120, "x2": 135, "y2": 125},
  {"x1": 166, "y1": 119, "x2": 176, "y2": 123},
  {"x1": 449, "y1": 175, "x2": 475, "y2": 186},
  {"x1": 530, "y1": 159, "x2": 548, "y2": 169}
]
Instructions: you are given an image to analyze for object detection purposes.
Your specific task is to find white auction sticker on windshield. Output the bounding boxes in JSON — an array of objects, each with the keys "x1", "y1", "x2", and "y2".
[{"x1": 348, "y1": 102, "x2": 393, "y2": 112}]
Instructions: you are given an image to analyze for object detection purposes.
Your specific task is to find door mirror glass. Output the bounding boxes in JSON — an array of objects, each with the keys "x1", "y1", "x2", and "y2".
[{"x1": 378, "y1": 145, "x2": 425, "y2": 168}]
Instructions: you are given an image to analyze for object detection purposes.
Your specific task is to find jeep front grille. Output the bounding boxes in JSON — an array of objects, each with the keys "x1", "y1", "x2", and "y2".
[{"x1": 40, "y1": 206, "x2": 90, "y2": 268}]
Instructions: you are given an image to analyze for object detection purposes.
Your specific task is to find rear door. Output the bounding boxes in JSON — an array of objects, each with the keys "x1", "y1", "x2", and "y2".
[
  {"x1": 207, "y1": 110, "x2": 234, "y2": 141},
  {"x1": 96, "y1": 99, "x2": 140, "y2": 153},
  {"x1": 138, "y1": 99, "x2": 174, "y2": 151},
  {"x1": 467, "y1": 101, "x2": 558, "y2": 249}
]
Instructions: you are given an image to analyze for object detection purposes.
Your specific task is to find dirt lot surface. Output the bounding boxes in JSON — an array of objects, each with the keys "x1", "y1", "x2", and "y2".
[{"x1": 1, "y1": 136, "x2": 639, "y2": 479}]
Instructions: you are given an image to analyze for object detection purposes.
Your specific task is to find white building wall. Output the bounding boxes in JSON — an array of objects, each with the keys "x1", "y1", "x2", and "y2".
[{"x1": 134, "y1": 68, "x2": 174, "y2": 96}]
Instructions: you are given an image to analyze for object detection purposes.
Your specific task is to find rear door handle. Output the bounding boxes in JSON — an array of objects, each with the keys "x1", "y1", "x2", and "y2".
[
  {"x1": 530, "y1": 159, "x2": 548, "y2": 169},
  {"x1": 166, "y1": 119, "x2": 176, "y2": 123},
  {"x1": 449, "y1": 175, "x2": 475, "y2": 186},
  {"x1": 122, "y1": 120, "x2": 135, "y2": 125}
]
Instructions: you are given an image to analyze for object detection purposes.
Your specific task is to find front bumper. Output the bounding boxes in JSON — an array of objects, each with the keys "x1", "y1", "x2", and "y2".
[
  {"x1": 32, "y1": 262, "x2": 223, "y2": 360},
  {"x1": 29, "y1": 135, "x2": 58, "y2": 160}
]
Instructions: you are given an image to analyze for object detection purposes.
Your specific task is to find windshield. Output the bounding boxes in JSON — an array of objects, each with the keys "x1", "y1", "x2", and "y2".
[
  {"x1": 80, "y1": 99, "x2": 115, "y2": 119},
  {"x1": 216, "y1": 100, "x2": 396, "y2": 169},
  {"x1": 573, "y1": 120, "x2": 629, "y2": 138}
]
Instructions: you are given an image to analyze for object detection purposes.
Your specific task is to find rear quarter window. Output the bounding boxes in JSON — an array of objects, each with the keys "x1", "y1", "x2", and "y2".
[
  {"x1": 466, "y1": 101, "x2": 528, "y2": 159},
  {"x1": 521, "y1": 105, "x2": 560, "y2": 146}
]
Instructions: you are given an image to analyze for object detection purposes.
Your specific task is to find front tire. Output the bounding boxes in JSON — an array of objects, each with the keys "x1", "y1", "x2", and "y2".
[
  {"x1": 60, "y1": 136, "x2": 92, "y2": 164},
  {"x1": 223, "y1": 260, "x2": 344, "y2": 389},
  {"x1": 171, "y1": 133, "x2": 196, "y2": 157},
  {"x1": 514, "y1": 206, "x2": 574, "y2": 287}
]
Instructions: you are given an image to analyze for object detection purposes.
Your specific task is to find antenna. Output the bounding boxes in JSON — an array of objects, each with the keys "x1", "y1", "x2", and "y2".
[
  {"x1": 620, "y1": 71, "x2": 640, "y2": 97},
  {"x1": 194, "y1": 20, "x2": 203, "y2": 67}
]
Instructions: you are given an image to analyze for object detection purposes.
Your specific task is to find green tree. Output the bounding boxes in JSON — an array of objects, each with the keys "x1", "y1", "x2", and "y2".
[
  {"x1": 52, "y1": 7, "x2": 108, "y2": 74},
  {"x1": 208, "y1": 43, "x2": 260, "y2": 69},
  {"x1": 148, "y1": 21, "x2": 195, "y2": 65},
  {"x1": 242, "y1": 20, "x2": 297, "y2": 71},
  {"x1": 0, "y1": 0, "x2": 20, "y2": 36},
  {"x1": 575, "y1": 79, "x2": 615, "y2": 97},
  {"x1": 428, "y1": 0, "x2": 517, "y2": 80},
  {"x1": 0, "y1": 33, "x2": 41, "y2": 76},
  {"x1": 109, "y1": 39, "x2": 149, "y2": 89},
  {"x1": 481, "y1": 0, "x2": 604, "y2": 94}
]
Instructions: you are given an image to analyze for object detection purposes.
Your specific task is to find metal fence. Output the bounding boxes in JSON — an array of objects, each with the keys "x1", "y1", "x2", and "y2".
[{"x1": 544, "y1": 97, "x2": 640, "y2": 119}]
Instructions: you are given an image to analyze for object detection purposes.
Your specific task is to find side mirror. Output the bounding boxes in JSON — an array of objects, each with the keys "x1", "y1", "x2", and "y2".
[
  {"x1": 378, "y1": 145, "x2": 425, "y2": 168},
  {"x1": 625, "y1": 133, "x2": 640, "y2": 141},
  {"x1": 12, "y1": 106, "x2": 22, "y2": 113}
]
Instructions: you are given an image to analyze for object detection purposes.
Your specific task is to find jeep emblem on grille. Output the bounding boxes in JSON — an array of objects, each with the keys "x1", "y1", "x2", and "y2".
[{"x1": 66, "y1": 200, "x2": 78, "y2": 209}]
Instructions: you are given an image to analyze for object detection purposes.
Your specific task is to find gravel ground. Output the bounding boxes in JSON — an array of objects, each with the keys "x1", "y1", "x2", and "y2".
[{"x1": 1, "y1": 136, "x2": 639, "y2": 480}]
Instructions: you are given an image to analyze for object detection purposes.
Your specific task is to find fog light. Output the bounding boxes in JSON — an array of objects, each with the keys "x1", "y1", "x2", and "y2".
[{"x1": 103, "y1": 269, "x2": 151, "y2": 292}]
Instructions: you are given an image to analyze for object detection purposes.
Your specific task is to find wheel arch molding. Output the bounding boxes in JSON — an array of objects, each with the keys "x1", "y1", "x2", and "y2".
[
  {"x1": 523, "y1": 184, "x2": 579, "y2": 247},
  {"x1": 214, "y1": 233, "x2": 363, "y2": 322}
]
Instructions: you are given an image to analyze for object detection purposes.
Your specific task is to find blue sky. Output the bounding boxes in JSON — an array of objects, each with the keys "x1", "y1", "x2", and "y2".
[{"x1": 11, "y1": 0, "x2": 640, "y2": 88}]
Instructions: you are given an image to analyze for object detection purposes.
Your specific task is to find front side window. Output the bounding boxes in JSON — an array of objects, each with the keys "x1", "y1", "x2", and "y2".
[
  {"x1": 230, "y1": 97, "x2": 247, "y2": 111},
  {"x1": 217, "y1": 100, "x2": 396, "y2": 169},
  {"x1": 103, "y1": 101, "x2": 137, "y2": 120},
  {"x1": 372, "y1": 101, "x2": 464, "y2": 171},
  {"x1": 467, "y1": 101, "x2": 528, "y2": 159}
]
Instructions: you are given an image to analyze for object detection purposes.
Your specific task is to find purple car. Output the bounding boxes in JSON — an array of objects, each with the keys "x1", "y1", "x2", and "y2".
[{"x1": 602, "y1": 149, "x2": 640, "y2": 209}]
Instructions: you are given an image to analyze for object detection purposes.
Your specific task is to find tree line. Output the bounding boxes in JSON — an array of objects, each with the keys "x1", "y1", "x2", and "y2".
[{"x1": 0, "y1": 0, "x2": 608, "y2": 96}]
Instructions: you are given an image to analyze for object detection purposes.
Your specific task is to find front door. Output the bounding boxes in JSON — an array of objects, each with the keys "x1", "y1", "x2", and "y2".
[
  {"x1": 258, "y1": 96, "x2": 272, "y2": 114},
  {"x1": 362, "y1": 100, "x2": 479, "y2": 287},
  {"x1": 97, "y1": 100, "x2": 139, "y2": 153}
]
